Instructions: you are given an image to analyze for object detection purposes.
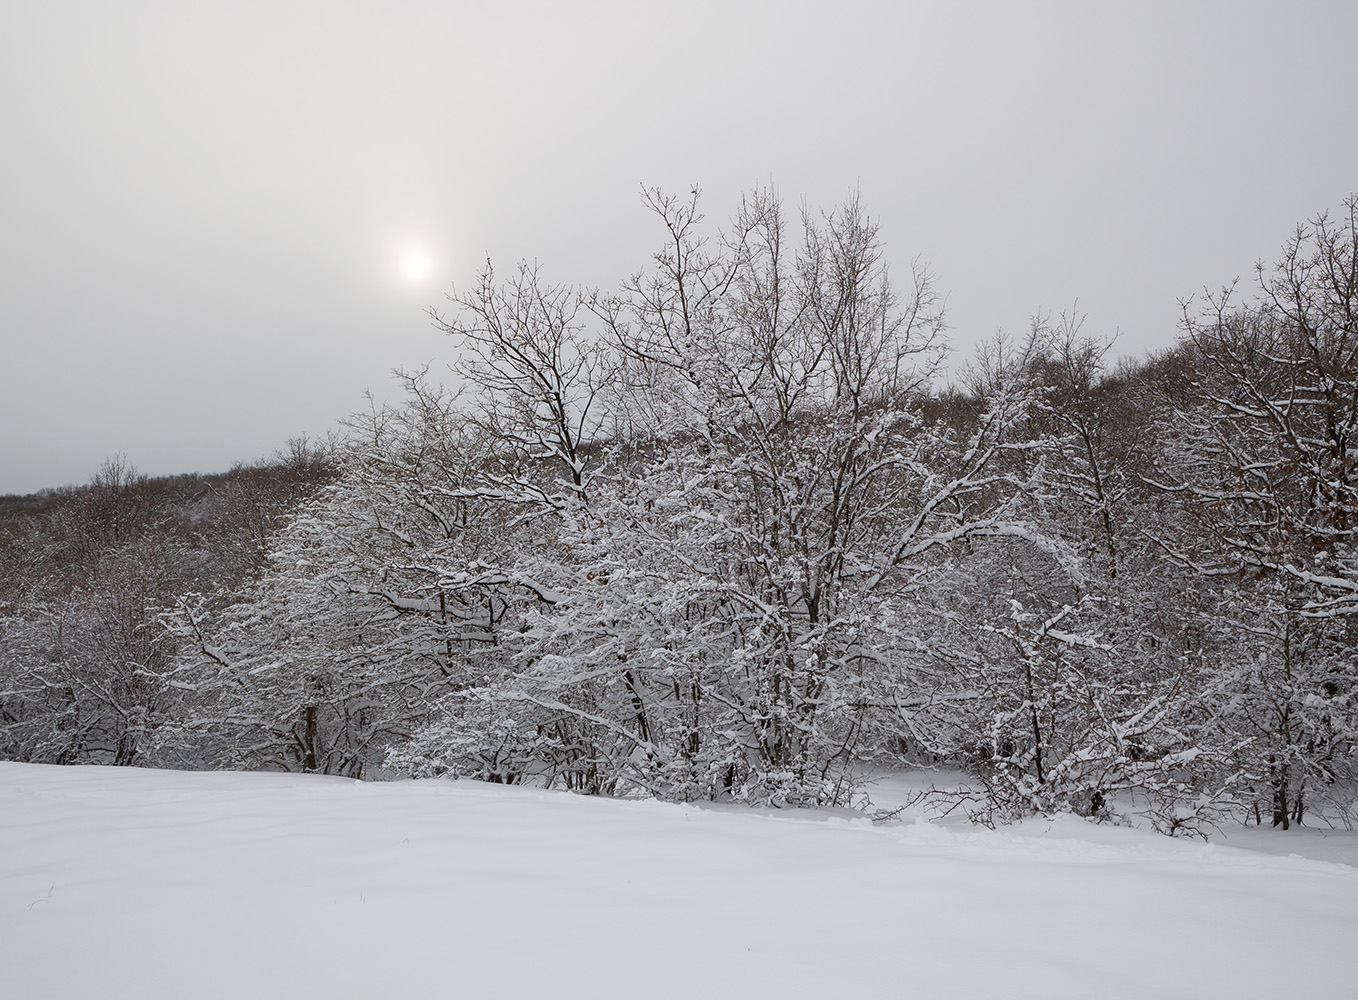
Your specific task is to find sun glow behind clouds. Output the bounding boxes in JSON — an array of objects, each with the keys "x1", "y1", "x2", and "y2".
[{"x1": 398, "y1": 249, "x2": 435, "y2": 285}]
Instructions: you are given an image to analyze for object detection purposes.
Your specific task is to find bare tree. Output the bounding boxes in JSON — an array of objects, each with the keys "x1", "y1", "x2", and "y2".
[{"x1": 1147, "y1": 196, "x2": 1358, "y2": 826}]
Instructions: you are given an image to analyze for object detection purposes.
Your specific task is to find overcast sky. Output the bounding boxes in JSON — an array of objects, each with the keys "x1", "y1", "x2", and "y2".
[{"x1": 2, "y1": 1, "x2": 1354, "y2": 494}]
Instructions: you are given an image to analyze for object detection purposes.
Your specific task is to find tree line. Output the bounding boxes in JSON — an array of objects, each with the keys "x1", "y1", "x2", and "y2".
[
  {"x1": 0, "y1": 442, "x2": 335, "y2": 766},
  {"x1": 3, "y1": 189, "x2": 1355, "y2": 834}
]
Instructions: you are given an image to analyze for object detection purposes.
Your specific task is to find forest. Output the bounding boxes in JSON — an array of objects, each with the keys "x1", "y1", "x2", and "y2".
[{"x1": 3, "y1": 188, "x2": 1355, "y2": 836}]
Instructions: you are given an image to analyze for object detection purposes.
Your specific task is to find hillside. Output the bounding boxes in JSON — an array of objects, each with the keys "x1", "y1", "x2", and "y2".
[{"x1": 3, "y1": 762, "x2": 1356, "y2": 999}]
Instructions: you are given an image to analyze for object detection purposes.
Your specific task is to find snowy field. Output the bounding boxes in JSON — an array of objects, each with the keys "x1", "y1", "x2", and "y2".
[{"x1": 3, "y1": 763, "x2": 1356, "y2": 999}]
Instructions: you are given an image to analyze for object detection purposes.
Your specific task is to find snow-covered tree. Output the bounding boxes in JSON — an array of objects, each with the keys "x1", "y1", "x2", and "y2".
[
  {"x1": 376, "y1": 189, "x2": 1067, "y2": 804},
  {"x1": 1147, "y1": 199, "x2": 1358, "y2": 826}
]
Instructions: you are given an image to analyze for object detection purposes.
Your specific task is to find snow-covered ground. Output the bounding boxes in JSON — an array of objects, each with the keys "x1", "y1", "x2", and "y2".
[
  {"x1": 859, "y1": 768, "x2": 1358, "y2": 867},
  {"x1": 3, "y1": 763, "x2": 1356, "y2": 999}
]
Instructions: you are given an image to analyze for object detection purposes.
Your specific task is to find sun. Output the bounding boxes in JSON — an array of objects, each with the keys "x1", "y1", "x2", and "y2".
[{"x1": 398, "y1": 249, "x2": 434, "y2": 285}]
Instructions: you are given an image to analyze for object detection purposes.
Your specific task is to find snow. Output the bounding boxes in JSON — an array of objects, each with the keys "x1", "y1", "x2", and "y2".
[{"x1": 3, "y1": 763, "x2": 1356, "y2": 999}]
